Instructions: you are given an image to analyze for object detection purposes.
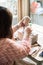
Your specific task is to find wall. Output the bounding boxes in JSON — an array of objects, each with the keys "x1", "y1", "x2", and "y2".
[{"x1": 31, "y1": 14, "x2": 43, "y2": 26}]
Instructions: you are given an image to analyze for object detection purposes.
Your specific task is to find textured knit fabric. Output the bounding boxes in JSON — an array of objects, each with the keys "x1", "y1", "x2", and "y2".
[{"x1": 0, "y1": 38, "x2": 31, "y2": 65}]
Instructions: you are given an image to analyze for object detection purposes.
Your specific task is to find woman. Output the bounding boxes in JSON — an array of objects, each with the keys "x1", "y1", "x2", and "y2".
[{"x1": 0, "y1": 6, "x2": 32, "y2": 65}]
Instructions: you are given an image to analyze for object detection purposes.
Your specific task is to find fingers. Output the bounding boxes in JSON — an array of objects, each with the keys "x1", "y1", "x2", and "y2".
[
  {"x1": 22, "y1": 16, "x2": 31, "y2": 26},
  {"x1": 23, "y1": 16, "x2": 31, "y2": 22},
  {"x1": 19, "y1": 16, "x2": 31, "y2": 27},
  {"x1": 25, "y1": 26, "x2": 32, "y2": 34}
]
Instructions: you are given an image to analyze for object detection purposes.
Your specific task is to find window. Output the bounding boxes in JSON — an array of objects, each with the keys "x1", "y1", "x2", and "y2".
[
  {"x1": 0, "y1": 0, "x2": 18, "y2": 16},
  {"x1": 0, "y1": 0, "x2": 18, "y2": 25}
]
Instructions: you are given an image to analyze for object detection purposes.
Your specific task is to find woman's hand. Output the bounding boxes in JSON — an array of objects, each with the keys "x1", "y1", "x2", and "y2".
[
  {"x1": 25, "y1": 26, "x2": 32, "y2": 35},
  {"x1": 18, "y1": 16, "x2": 31, "y2": 27},
  {"x1": 23, "y1": 26, "x2": 32, "y2": 39},
  {"x1": 12, "y1": 16, "x2": 31, "y2": 33}
]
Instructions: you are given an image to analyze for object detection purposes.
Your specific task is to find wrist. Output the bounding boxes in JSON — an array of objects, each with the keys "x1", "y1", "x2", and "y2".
[
  {"x1": 23, "y1": 35, "x2": 29, "y2": 41},
  {"x1": 23, "y1": 38, "x2": 29, "y2": 41},
  {"x1": 18, "y1": 23, "x2": 21, "y2": 28},
  {"x1": 24, "y1": 32, "x2": 30, "y2": 38},
  {"x1": 15, "y1": 24, "x2": 20, "y2": 31}
]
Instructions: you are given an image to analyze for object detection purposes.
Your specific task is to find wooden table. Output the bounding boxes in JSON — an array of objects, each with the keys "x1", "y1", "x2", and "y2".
[{"x1": 28, "y1": 24, "x2": 43, "y2": 65}]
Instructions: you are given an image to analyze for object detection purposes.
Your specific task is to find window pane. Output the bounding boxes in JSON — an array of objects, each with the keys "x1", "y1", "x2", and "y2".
[
  {"x1": 0, "y1": 0, "x2": 18, "y2": 16},
  {"x1": 0, "y1": 0, "x2": 18, "y2": 25}
]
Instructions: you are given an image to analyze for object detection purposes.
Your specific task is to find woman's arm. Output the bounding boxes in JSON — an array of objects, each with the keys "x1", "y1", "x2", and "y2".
[
  {"x1": 0, "y1": 26, "x2": 32, "y2": 65},
  {"x1": 7, "y1": 26, "x2": 32, "y2": 60},
  {"x1": 12, "y1": 24, "x2": 21, "y2": 33},
  {"x1": 12, "y1": 19, "x2": 24, "y2": 33},
  {"x1": 7, "y1": 38, "x2": 31, "y2": 60}
]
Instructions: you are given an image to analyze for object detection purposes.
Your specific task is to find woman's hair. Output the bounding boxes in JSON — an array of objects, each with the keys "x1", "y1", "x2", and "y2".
[{"x1": 0, "y1": 6, "x2": 13, "y2": 39}]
